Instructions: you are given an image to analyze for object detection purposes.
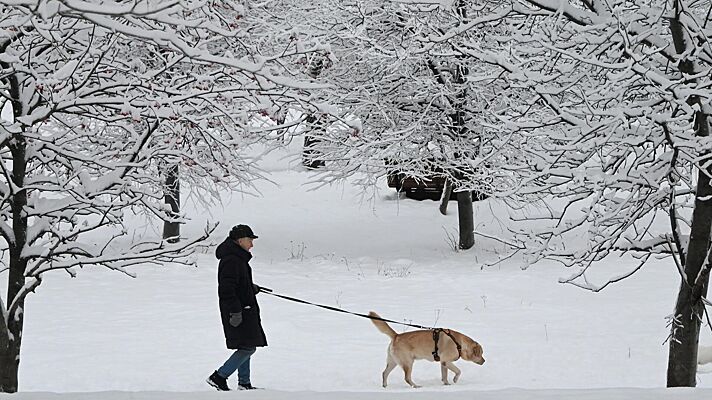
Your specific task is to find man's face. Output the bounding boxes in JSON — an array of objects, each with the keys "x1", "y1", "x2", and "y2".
[{"x1": 237, "y1": 237, "x2": 254, "y2": 252}]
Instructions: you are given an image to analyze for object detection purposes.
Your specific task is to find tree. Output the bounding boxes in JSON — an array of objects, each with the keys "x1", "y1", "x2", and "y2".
[
  {"x1": 435, "y1": 0, "x2": 712, "y2": 386},
  {"x1": 282, "y1": 0, "x2": 510, "y2": 249},
  {"x1": 288, "y1": 0, "x2": 711, "y2": 385},
  {"x1": 162, "y1": 163, "x2": 180, "y2": 243},
  {"x1": 198, "y1": 0, "x2": 709, "y2": 386},
  {"x1": 0, "y1": 0, "x2": 320, "y2": 392}
]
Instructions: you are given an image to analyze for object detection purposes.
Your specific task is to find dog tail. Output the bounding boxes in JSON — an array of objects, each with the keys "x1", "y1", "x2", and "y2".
[{"x1": 369, "y1": 311, "x2": 397, "y2": 339}]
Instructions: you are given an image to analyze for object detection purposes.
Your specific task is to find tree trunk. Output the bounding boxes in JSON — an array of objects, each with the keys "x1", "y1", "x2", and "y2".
[
  {"x1": 457, "y1": 190, "x2": 475, "y2": 250},
  {"x1": 1, "y1": 135, "x2": 28, "y2": 393},
  {"x1": 302, "y1": 115, "x2": 326, "y2": 169},
  {"x1": 302, "y1": 134, "x2": 325, "y2": 169},
  {"x1": 162, "y1": 163, "x2": 180, "y2": 243},
  {"x1": 439, "y1": 180, "x2": 453, "y2": 215},
  {"x1": 666, "y1": 9, "x2": 712, "y2": 387},
  {"x1": 0, "y1": 305, "x2": 9, "y2": 391},
  {"x1": 0, "y1": 328, "x2": 20, "y2": 393},
  {"x1": 666, "y1": 107, "x2": 712, "y2": 386},
  {"x1": 451, "y1": 4, "x2": 475, "y2": 250},
  {"x1": 666, "y1": 155, "x2": 712, "y2": 387}
]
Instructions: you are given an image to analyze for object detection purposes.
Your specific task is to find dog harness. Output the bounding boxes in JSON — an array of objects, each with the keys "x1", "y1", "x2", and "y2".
[{"x1": 432, "y1": 328, "x2": 462, "y2": 362}]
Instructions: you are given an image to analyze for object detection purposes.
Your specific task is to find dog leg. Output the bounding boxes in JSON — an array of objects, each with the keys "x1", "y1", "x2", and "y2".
[
  {"x1": 382, "y1": 354, "x2": 397, "y2": 388},
  {"x1": 441, "y1": 362, "x2": 450, "y2": 385},
  {"x1": 402, "y1": 360, "x2": 420, "y2": 388},
  {"x1": 445, "y1": 362, "x2": 461, "y2": 383}
]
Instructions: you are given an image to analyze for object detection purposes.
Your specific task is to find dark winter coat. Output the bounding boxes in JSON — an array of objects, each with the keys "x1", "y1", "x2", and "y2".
[{"x1": 215, "y1": 238, "x2": 268, "y2": 349}]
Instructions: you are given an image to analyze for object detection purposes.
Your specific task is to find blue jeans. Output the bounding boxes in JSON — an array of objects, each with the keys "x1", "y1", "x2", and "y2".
[{"x1": 217, "y1": 347, "x2": 256, "y2": 385}]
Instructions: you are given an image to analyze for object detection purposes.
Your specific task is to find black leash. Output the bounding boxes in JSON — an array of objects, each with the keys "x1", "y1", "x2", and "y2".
[
  {"x1": 259, "y1": 287, "x2": 464, "y2": 361},
  {"x1": 259, "y1": 288, "x2": 437, "y2": 330}
]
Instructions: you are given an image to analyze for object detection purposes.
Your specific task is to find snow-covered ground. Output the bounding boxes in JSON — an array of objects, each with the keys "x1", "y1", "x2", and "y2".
[{"x1": 3, "y1": 143, "x2": 712, "y2": 399}]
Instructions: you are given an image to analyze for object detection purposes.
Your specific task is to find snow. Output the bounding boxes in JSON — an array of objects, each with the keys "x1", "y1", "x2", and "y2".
[
  {"x1": 4, "y1": 142, "x2": 712, "y2": 399},
  {"x1": 1, "y1": 388, "x2": 709, "y2": 400}
]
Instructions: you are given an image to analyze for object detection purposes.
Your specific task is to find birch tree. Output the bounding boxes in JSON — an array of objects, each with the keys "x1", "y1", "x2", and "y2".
[{"x1": 0, "y1": 0, "x2": 320, "y2": 392}]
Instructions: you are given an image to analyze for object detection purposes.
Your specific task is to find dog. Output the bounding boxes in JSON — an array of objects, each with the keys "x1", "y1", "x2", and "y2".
[{"x1": 369, "y1": 311, "x2": 485, "y2": 388}]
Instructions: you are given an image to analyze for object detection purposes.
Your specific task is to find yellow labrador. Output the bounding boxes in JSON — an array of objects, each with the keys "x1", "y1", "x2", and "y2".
[{"x1": 369, "y1": 311, "x2": 485, "y2": 388}]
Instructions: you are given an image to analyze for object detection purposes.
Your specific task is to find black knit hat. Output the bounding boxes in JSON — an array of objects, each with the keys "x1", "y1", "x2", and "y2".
[{"x1": 229, "y1": 224, "x2": 258, "y2": 240}]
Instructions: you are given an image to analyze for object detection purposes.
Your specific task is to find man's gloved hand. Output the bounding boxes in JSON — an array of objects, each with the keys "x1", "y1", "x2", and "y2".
[
  {"x1": 229, "y1": 312, "x2": 243, "y2": 327},
  {"x1": 253, "y1": 284, "x2": 273, "y2": 294}
]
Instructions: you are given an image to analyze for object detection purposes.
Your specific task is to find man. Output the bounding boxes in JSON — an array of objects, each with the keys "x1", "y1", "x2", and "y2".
[{"x1": 207, "y1": 224, "x2": 267, "y2": 391}]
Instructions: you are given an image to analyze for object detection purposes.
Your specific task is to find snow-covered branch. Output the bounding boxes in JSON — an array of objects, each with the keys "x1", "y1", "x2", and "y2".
[{"x1": 0, "y1": 3, "x2": 333, "y2": 368}]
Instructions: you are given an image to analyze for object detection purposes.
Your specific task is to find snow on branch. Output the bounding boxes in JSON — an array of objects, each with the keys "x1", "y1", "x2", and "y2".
[
  {"x1": 466, "y1": 0, "x2": 712, "y2": 289},
  {"x1": 0, "y1": 0, "x2": 333, "y2": 310},
  {"x1": 289, "y1": 0, "x2": 712, "y2": 290}
]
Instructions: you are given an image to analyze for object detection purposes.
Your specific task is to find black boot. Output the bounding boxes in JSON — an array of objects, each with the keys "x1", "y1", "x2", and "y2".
[
  {"x1": 206, "y1": 371, "x2": 230, "y2": 391},
  {"x1": 238, "y1": 383, "x2": 259, "y2": 390}
]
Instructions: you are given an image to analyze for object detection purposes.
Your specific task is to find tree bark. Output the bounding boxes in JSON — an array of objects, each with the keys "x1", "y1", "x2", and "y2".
[
  {"x1": 302, "y1": 53, "x2": 329, "y2": 170},
  {"x1": 302, "y1": 115, "x2": 326, "y2": 169},
  {"x1": 666, "y1": 8, "x2": 712, "y2": 387},
  {"x1": 666, "y1": 105, "x2": 712, "y2": 386},
  {"x1": 457, "y1": 190, "x2": 475, "y2": 250},
  {"x1": 429, "y1": 53, "x2": 476, "y2": 248},
  {"x1": 666, "y1": 151, "x2": 712, "y2": 387},
  {"x1": 1, "y1": 134, "x2": 28, "y2": 393},
  {"x1": 162, "y1": 163, "x2": 180, "y2": 243},
  {"x1": 0, "y1": 326, "x2": 10, "y2": 392},
  {"x1": 439, "y1": 180, "x2": 453, "y2": 215},
  {"x1": 450, "y1": 3, "x2": 475, "y2": 249},
  {"x1": 0, "y1": 332, "x2": 20, "y2": 393}
]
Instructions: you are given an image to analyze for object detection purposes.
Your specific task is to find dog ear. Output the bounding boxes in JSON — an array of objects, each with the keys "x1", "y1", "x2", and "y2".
[
  {"x1": 473, "y1": 342, "x2": 483, "y2": 357},
  {"x1": 468, "y1": 342, "x2": 483, "y2": 359}
]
